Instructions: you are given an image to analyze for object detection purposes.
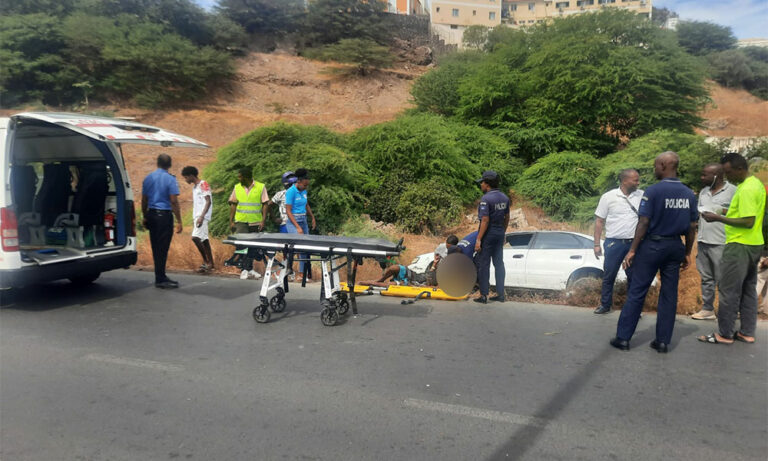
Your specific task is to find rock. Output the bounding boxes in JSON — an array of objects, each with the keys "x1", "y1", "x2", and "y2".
[{"x1": 508, "y1": 208, "x2": 528, "y2": 229}]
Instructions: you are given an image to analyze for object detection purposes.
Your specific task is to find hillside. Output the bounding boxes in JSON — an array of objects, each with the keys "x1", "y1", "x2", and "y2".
[{"x1": 699, "y1": 84, "x2": 768, "y2": 137}]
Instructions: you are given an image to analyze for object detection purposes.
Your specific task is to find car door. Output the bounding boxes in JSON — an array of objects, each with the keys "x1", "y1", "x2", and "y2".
[
  {"x1": 524, "y1": 232, "x2": 589, "y2": 290},
  {"x1": 490, "y1": 232, "x2": 533, "y2": 288}
]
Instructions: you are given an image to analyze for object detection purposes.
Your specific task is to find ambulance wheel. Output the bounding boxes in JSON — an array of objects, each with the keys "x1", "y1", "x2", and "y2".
[
  {"x1": 338, "y1": 299, "x2": 350, "y2": 315},
  {"x1": 320, "y1": 308, "x2": 339, "y2": 326},
  {"x1": 270, "y1": 296, "x2": 286, "y2": 313},
  {"x1": 253, "y1": 305, "x2": 271, "y2": 323}
]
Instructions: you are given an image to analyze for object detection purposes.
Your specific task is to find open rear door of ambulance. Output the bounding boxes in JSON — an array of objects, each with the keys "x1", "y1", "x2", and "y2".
[{"x1": 12, "y1": 112, "x2": 209, "y2": 148}]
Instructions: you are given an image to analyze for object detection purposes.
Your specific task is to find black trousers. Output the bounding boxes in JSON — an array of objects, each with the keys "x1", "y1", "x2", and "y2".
[{"x1": 146, "y1": 209, "x2": 173, "y2": 283}]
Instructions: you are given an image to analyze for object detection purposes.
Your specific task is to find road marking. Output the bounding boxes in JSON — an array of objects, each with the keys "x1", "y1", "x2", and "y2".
[
  {"x1": 84, "y1": 353, "x2": 184, "y2": 372},
  {"x1": 404, "y1": 398, "x2": 548, "y2": 428}
]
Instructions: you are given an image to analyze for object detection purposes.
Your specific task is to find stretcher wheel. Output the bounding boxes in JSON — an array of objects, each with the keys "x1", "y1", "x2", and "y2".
[
  {"x1": 253, "y1": 305, "x2": 271, "y2": 323},
  {"x1": 269, "y1": 296, "x2": 286, "y2": 313},
  {"x1": 338, "y1": 299, "x2": 350, "y2": 315},
  {"x1": 320, "y1": 308, "x2": 339, "y2": 326}
]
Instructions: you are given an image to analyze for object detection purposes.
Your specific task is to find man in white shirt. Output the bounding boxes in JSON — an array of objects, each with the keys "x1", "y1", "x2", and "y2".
[
  {"x1": 691, "y1": 164, "x2": 736, "y2": 320},
  {"x1": 182, "y1": 166, "x2": 214, "y2": 273},
  {"x1": 593, "y1": 169, "x2": 643, "y2": 314}
]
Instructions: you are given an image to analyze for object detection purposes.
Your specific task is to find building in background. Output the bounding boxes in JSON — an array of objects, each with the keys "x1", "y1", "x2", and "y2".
[
  {"x1": 430, "y1": 0, "x2": 652, "y2": 45},
  {"x1": 431, "y1": 0, "x2": 502, "y2": 46},
  {"x1": 500, "y1": 0, "x2": 651, "y2": 27},
  {"x1": 393, "y1": 0, "x2": 428, "y2": 15},
  {"x1": 737, "y1": 38, "x2": 768, "y2": 48}
]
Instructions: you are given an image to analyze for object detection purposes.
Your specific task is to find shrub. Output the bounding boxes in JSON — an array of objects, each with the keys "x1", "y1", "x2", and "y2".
[
  {"x1": 410, "y1": 50, "x2": 486, "y2": 116},
  {"x1": 306, "y1": 38, "x2": 393, "y2": 76},
  {"x1": 516, "y1": 151, "x2": 601, "y2": 219},
  {"x1": 676, "y1": 21, "x2": 737, "y2": 56},
  {"x1": 337, "y1": 215, "x2": 392, "y2": 241},
  {"x1": 594, "y1": 130, "x2": 723, "y2": 194},
  {"x1": 348, "y1": 113, "x2": 518, "y2": 219},
  {"x1": 462, "y1": 25, "x2": 489, "y2": 50},
  {"x1": 395, "y1": 179, "x2": 463, "y2": 234},
  {"x1": 204, "y1": 123, "x2": 360, "y2": 235}
]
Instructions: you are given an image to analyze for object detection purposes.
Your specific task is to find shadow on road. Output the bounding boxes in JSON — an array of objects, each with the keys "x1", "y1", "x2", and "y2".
[{"x1": 0, "y1": 278, "x2": 147, "y2": 311}]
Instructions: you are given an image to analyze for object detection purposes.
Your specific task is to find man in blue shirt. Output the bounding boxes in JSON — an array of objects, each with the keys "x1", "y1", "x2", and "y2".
[
  {"x1": 610, "y1": 152, "x2": 698, "y2": 353},
  {"x1": 141, "y1": 154, "x2": 182, "y2": 289},
  {"x1": 474, "y1": 171, "x2": 510, "y2": 304}
]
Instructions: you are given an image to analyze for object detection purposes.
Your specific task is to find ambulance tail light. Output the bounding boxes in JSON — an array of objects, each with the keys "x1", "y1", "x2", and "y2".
[{"x1": 1, "y1": 207, "x2": 19, "y2": 251}]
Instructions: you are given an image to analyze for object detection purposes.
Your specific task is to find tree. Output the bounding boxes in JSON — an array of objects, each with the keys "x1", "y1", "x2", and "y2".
[
  {"x1": 303, "y1": 0, "x2": 390, "y2": 46},
  {"x1": 313, "y1": 38, "x2": 393, "y2": 76},
  {"x1": 216, "y1": 0, "x2": 303, "y2": 36},
  {"x1": 651, "y1": 7, "x2": 677, "y2": 26},
  {"x1": 412, "y1": 10, "x2": 710, "y2": 158},
  {"x1": 676, "y1": 21, "x2": 736, "y2": 56},
  {"x1": 462, "y1": 25, "x2": 489, "y2": 50},
  {"x1": 708, "y1": 50, "x2": 755, "y2": 88}
]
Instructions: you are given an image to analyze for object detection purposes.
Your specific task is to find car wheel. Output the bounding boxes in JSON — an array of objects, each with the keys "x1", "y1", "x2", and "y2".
[
  {"x1": 565, "y1": 273, "x2": 601, "y2": 297},
  {"x1": 69, "y1": 273, "x2": 101, "y2": 286}
]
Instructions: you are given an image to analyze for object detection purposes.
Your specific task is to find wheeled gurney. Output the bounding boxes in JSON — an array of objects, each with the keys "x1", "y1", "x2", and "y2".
[{"x1": 223, "y1": 233, "x2": 404, "y2": 326}]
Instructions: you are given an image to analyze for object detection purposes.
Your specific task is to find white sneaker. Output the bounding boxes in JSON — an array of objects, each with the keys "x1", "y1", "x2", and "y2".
[
  {"x1": 240, "y1": 270, "x2": 249, "y2": 280},
  {"x1": 249, "y1": 270, "x2": 262, "y2": 280},
  {"x1": 691, "y1": 310, "x2": 716, "y2": 320}
]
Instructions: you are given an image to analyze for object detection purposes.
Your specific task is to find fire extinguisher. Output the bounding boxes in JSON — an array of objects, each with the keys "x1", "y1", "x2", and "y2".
[{"x1": 104, "y1": 211, "x2": 116, "y2": 243}]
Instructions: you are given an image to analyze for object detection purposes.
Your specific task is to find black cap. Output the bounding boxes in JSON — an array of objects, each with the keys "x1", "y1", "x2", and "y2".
[{"x1": 475, "y1": 170, "x2": 499, "y2": 184}]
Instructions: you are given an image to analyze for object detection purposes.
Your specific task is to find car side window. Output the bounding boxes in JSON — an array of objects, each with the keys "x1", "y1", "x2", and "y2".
[
  {"x1": 506, "y1": 233, "x2": 532, "y2": 249},
  {"x1": 574, "y1": 234, "x2": 595, "y2": 249},
  {"x1": 531, "y1": 233, "x2": 581, "y2": 250}
]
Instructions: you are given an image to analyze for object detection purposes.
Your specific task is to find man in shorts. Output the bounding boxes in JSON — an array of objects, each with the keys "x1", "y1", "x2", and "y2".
[
  {"x1": 362, "y1": 243, "x2": 448, "y2": 288},
  {"x1": 182, "y1": 166, "x2": 214, "y2": 273}
]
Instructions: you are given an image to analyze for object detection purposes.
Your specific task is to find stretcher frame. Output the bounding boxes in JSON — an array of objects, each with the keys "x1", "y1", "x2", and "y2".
[{"x1": 223, "y1": 233, "x2": 403, "y2": 326}]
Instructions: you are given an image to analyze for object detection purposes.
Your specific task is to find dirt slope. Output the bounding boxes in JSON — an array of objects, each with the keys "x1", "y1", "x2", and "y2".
[{"x1": 698, "y1": 85, "x2": 768, "y2": 137}]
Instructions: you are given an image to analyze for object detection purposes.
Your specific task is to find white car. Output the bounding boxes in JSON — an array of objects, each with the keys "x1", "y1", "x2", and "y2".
[{"x1": 408, "y1": 231, "x2": 627, "y2": 292}]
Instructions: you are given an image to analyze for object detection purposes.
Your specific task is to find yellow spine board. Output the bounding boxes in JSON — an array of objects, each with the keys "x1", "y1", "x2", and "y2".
[
  {"x1": 339, "y1": 282, "x2": 374, "y2": 294},
  {"x1": 379, "y1": 285, "x2": 468, "y2": 301}
]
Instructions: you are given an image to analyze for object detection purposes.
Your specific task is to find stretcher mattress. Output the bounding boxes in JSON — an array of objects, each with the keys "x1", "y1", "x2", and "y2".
[
  {"x1": 339, "y1": 283, "x2": 468, "y2": 301},
  {"x1": 224, "y1": 233, "x2": 401, "y2": 256}
]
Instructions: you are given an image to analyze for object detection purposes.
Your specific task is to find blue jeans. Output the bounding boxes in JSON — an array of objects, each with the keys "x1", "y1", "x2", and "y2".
[
  {"x1": 477, "y1": 230, "x2": 506, "y2": 298},
  {"x1": 599, "y1": 238, "x2": 633, "y2": 309},
  {"x1": 279, "y1": 224, "x2": 288, "y2": 233},
  {"x1": 286, "y1": 215, "x2": 310, "y2": 275},
  {"x1": 616, "y1": 238, "x2": 685, "y2": 344}
]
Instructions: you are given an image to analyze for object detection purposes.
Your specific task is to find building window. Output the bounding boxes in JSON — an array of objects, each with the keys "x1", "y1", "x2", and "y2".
[
  {"x1": 489, "y1": 11, "x2": 496, "y2": 20},
  {"x1": 451, "y1": 24, "x2": 459, "y2": 29},
  {"x1": 528, "y1": 19, "x2": 534, "y2": 23},
  {"x1": 598, "y1": 0, "x2": 615, "y2": 3},
  {"x1": 436, "y1": 7, "x2": 440, "y2": 12},
  {"x1": 511, "y1": 4, "x2": 517, "y2": 11},
  {"x1": 577, "y1": 0, "x2": 594, "y2": 5},
  {"x1": 473, "y1": 10, "x2": 477, "y2": 15},
  {"x1": 528, "y1": 3, "x2": 535, "y2": 11},
  {"x1": 556, "y1": 1, "x2": 569, "y2": 7},
  {"x1": 452, "y1": 8, "x2": 459, "y2": 16}
]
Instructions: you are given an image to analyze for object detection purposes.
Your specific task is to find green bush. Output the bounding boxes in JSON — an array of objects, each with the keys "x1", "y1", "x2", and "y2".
[
  {"x1": 204, "y1": 123, "x2": 360, "y2": 236},
  {"x1": 395, "y1": 179, "x2": 463, "y2": 234},
  {"x1": 305, "y1": 38, "x2": 393, "y2": 76},
  {"x1": 348, "y1": 113, "x2": 518, "y2": 214},
  {"x1": 517, "y1": 151, "x2": 601, "y2": 220},
  {"x1": 410, "y1": 51, "x2": 486, "y2": 116},
  {"x1": 336, "y1": 215, "x2": 392, "y2": 241},
  {"x1": 595, "y1": 130, "x2": 723, "y2": 193}
]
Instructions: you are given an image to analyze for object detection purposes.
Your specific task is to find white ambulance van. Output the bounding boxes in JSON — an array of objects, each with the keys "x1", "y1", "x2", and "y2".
[{"x1": 0, "y1": 113, "x2": 208, "y2": 288}]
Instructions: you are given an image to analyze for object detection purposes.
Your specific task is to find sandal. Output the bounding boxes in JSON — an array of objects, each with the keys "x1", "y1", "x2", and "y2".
[
  {"x1": 196, "y1": 264, "x2": 210, "y2": 274},
  {"x1": 697, "y1": 333, "x2": 733, "y2": 345},
  {"x1": 734, "y1": 332, "x2": 756, "y2": 344}
]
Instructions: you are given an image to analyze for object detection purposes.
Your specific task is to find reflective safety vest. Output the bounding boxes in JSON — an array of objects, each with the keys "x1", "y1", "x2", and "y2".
[{"x1": 234, "y1": 182, "x2": 265, "y2": 223}]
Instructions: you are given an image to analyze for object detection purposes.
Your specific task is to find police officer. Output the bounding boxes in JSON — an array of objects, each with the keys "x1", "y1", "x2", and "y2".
[
  {"x1": 474, "y1": 171, "x2": 510, "y2": 304},
  {"x1": 610, "y1": 152, "x2": 697, "y2": 353},
  {"x1": 141, "y1": 154, "x2": 183, "y2": 289}
]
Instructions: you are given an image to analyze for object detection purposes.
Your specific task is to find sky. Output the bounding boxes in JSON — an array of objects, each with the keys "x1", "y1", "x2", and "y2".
[
  {"x1": 194, "y1": 0, "x2": 767, "y2": 39},
  {"x1": 654, "y1": 0, "x2": 768, "y2": 39}
]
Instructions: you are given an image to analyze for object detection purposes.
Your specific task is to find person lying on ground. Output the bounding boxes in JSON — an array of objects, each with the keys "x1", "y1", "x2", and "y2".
[{"x1": 361, "y1": 243, "x2": 448, "y2": 288}]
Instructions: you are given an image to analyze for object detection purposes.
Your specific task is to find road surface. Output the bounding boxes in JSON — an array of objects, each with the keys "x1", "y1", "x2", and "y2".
[{"x1": 1, "y1": 270, "x2": 766, "y2": 460}]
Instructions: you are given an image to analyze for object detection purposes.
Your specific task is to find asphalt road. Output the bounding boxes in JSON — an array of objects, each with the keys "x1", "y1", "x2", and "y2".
[{"x1": 1, "y1": 270, "x2": 766, "y2": 461}]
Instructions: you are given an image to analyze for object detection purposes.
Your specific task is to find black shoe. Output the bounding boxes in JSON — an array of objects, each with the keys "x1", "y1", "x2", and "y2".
[
  {"x1": 158, "y1": 278, "x2": 179, "y2": 287},
  {"x1": 489, "y1": 295, "x2": 505, "y2": 302},
  {"x1": 155, "y1": 281, "x2": 179, "y2": 289},
  {"x1": 610, "y1": 337, "x2": 630, "y2": 351},
  {"x1": 474, "y1": 296, "x2": 488, "y2": 304},
  {"x1": 650, "y1": 340, "x2": 669, "y2": 353},
  {"x1": 593, "y1": 305, "x2": 611, "y2": 314}
]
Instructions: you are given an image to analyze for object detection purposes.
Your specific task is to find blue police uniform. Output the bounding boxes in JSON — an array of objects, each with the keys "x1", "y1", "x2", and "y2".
[
  {"x1": 449, "y1": 231, "x2": 479, "y2": 260},
  {"x1": 477, "y1": 190, "x2": 510, "y2": 298},
  {"x1": 616, "y1": 178, "x2": 698, "y2": 345}
]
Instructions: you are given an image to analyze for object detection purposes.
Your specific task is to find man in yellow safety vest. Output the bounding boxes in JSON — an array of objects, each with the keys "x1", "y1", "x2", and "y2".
[{"x1": 229, "y1": 167, "x2": 270, "y2": 279}]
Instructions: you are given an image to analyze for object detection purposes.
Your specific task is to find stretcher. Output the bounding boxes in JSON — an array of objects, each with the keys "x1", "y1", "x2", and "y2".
[
  {"x1": 223, "y1": 233, "x2": 403, "y2": 326},
  {"x1": 339, "y1": 283, "x2": 468, "y2": 301}
]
